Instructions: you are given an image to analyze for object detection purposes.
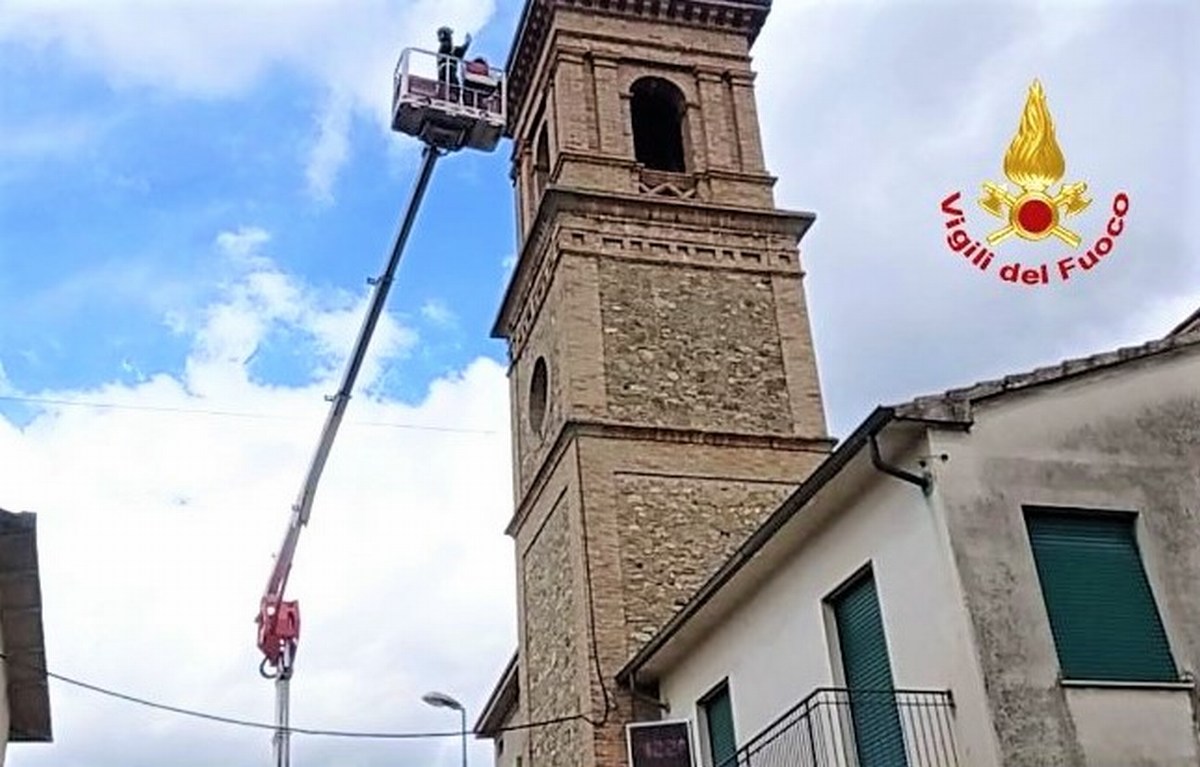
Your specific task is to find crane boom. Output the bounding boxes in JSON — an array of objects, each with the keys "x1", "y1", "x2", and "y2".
[
  {"x1": 256, "y1": 143, "x2": 442, "y2": 767},
  {"x1": 254, "y1": 41, "x2": 507, "y2": 766},
  {"x1": 259, "y1": 143, "x2": 441, "y2": 609}
]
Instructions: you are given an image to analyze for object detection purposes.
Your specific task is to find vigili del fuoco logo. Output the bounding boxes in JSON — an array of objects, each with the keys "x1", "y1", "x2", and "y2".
[{"x1": 940, "y1": 79, "x2": 1129, "y2": 286}]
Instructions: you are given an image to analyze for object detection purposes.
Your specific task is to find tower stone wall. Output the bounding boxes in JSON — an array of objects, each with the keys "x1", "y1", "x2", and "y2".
[{"x1": 493, "y1": 3, "x2": 831, "y2": 766}]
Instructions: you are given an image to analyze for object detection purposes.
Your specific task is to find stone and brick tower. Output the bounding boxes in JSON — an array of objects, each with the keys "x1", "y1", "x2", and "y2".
[{"x1": 491, "y1": 1, "x2": 831, "y2": 765}]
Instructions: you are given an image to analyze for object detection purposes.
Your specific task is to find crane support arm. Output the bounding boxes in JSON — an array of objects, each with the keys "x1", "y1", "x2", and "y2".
[{"x1": 256, "y1": 143, "x2": 444, "y2": 674}]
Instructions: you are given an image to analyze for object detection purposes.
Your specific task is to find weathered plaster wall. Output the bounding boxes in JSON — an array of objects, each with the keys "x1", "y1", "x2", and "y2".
[{"x1": 930, "y1": 344, "x2": 1200, "y2": 766}]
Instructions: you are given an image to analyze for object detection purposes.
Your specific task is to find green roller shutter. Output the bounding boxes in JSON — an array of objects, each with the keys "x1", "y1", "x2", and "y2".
[
  {"x1": 831, "y1": 570, "x2": 907, "y2": 767},
  {"x1": 1025, "y1": 509, "x2": 1177, "y2": 682},
  {"x1": 701, "y1": 683, "x2": 736, "y2": 767}
]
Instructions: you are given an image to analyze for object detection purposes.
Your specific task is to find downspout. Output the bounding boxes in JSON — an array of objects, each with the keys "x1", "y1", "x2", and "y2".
[
  {"x1": 869, "y1": 433, "x2": 932, "y2": 494},
  {"x1": 629, "y1": 669, "x2": 670, "y2": 713}
]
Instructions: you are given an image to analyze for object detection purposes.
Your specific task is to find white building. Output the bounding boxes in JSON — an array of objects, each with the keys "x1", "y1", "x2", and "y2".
[
  {"x1": 0, "y1": 509, "x2": 52, "y2": 765},
  {"x1": 613, "y1": 323, "x2": 1200, "y2": 767}
]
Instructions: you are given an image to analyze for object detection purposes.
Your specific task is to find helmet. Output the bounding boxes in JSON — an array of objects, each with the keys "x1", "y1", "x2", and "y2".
[{"x1": 437, "y1": 26, "x2": 453, "y2": 38}]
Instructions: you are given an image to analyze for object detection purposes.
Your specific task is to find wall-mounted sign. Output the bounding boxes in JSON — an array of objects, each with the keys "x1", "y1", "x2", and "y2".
[{"x1": 626, "y1": 719, "x2": 696, "y2": 767}]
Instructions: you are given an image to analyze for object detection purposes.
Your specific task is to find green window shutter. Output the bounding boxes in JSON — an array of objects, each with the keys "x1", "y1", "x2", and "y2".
[
  {"x1": 831, "y1": 570, "x2": 908, "y2": 767},
  {"x1": 701, "y1": 683, "x2": 737, "y2": 767},
  {"x1": 1025, "y1": 509, "x2": 1177, "y2": 682}
]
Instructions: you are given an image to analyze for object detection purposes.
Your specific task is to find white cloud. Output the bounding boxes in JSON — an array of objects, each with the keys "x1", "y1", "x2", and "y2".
[
  {"x1": 0, "y1": 227, "x2": 514, "y2": 767},
  {"x1": 180, "y1": 228, "x2": 420, "y2": 398},
  {"x1": 216, "y1": 226, "x2": 272, "y2": 262},
  {"x1": 306, "y1": 96, "x2": 353, "y2": 203},
  {"x1": 0, "y1": 0, "x2": 499, "y2": 201},
  {"x1": 0, "y1": 120, "x2": 108, "y2": 162},
  {"x1": 754, "y1": 0, "x2": 1200, "y2": 434},
  {"x1": 420, "y1": 299, "x2": 457, "y2": 327}
]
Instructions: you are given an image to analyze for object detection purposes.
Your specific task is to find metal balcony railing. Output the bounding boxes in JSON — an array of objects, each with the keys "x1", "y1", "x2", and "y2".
[{"x1": 717, "y1": 688, "x2": 959, "y2": 767}]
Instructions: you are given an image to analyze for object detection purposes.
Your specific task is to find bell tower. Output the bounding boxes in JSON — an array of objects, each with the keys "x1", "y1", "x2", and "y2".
[{"x1": 493, "y1": 2, "x2": 831, "y2": 765}]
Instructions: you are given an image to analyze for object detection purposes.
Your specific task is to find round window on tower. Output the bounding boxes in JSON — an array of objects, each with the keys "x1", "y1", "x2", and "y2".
[{"x1": 529, "y1": 357, "x2": 549, "y2": 435}]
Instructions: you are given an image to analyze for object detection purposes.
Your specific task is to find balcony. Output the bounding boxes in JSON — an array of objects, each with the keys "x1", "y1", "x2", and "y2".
[{"x1": 719, "y1": 688, "x2": 959, "y2": 767}]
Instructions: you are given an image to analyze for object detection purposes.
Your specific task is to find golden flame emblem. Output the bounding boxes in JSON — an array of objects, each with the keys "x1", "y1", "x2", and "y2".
[
  {"x1": 1003, "y1": 80, "x2": 1064, "y2": 191},
  {"x1": 979, "y1": 80, "x2": 1091, "y2": 247}
]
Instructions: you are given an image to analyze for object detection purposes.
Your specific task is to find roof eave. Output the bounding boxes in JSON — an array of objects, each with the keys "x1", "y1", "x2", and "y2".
[
  {"x1": 618, "y1": 325, "x2": 1200, "y2": 686},
  {"x1": 616, "y1": 405, "x2": 899, "y2": 686},
  {"x1": 474, "y1": 652, "x2": 519, "y2": 737},
  {"x1": 1169, "y1": 307, "x2": 1200, "y2": 337}
]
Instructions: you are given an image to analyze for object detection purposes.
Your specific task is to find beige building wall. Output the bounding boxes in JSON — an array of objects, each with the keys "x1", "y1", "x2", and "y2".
[
  {"x1": 492, "y1": 706, "x2": 528, "y2": 767},
  {"x1": 653, "y1": 435, "x2": 1002, "y2": 767}
]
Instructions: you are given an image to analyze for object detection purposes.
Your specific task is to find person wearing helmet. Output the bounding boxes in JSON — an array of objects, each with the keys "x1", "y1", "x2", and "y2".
[{"x1": 436, "y1": 26, "x2": 472, "y2": 90}]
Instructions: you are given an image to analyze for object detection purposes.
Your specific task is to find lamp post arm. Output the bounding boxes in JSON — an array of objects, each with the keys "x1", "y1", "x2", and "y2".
[{"x1": 461, "y1": 706, "x2": 468, "y2": 767}]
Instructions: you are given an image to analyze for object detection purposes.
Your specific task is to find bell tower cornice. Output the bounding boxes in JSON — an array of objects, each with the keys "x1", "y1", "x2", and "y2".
[
  {"x1": 503, "y1": 0, "x2": 772, "y2": 137},
  {"x1": 491, "y1": 186, "x2": 816, "y2": 351}
]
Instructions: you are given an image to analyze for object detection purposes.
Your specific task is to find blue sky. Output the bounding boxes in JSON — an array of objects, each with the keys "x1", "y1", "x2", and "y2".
[
  {"x1": 0, "y1": 1, "x2": 1197, "y2": 766},
  {"x1": 1, "y1": 7, "x2": 517, "y2": 405}
]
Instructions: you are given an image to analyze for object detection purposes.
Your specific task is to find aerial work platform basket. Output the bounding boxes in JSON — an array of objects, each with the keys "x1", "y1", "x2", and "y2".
[{"x1": 392, "y1": 47, "x2": 506, "y2": 153}]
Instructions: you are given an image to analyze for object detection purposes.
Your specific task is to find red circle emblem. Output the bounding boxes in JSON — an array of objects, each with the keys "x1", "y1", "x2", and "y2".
[{"x1": 1016, "y1": 198, "x2": 1054, "y2": 234}]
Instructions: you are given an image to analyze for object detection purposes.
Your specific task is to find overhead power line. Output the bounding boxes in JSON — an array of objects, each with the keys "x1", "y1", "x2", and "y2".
[
  {"x1": 0, "y1": 394, "x2": 496, "y2": 435},
  {"x1": 0, "y1": 651, "x2": 593, "y2": 739}
]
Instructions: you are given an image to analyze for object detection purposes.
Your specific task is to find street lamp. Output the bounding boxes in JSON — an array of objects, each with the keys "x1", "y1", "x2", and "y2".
[{"x1": 422, "y1": 690, "x2": 467, "y2": 767}]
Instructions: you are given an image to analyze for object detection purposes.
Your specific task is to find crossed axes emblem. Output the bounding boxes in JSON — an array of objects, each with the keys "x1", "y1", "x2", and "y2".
[{"x1": 978, "y1": 180, "x2": 1091, "y2": 248}]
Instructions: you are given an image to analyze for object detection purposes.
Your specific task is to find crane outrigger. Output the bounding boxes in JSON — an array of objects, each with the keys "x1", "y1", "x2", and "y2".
[{"x1": 254, "y1": 41, "x2": 506, "y2": 767}]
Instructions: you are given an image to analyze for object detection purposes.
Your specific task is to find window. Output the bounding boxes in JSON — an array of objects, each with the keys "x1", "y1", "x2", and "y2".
[
  {"x1": 533, "y1": 123, "x2": 550, "y2": 199},
  {"x1": 1024, "y1": 508, "x2": 1177, "y2": 682},
  {"x1": 630, "y1": 77, "x2": 687, "y2": 173},
  {"x1": 828, "y1": 568, "x2": 906, "y2": 767},
  {"x1": 699, "y1": 682, "x2": 736, "y2": 767},
  {"x1": 528, "y1": 356, "x2": 548, "y2": 435}
]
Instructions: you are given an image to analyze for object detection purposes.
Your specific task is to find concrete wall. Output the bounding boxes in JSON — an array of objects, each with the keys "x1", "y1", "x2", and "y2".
[
  {"x1": 655, "y1": 440, "x2": 1002, "y2": 767},
  {"x1": 930, "y1": 344, "x2": 1200, "y2": 766}
]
